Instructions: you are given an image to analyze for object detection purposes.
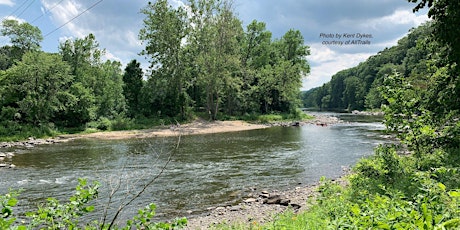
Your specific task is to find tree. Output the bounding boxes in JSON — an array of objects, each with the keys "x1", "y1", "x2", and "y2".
[
  {"x1": 95, "y1": 60, "x2": 126, "y2": 119},
  {"x1": 1, "y1": 19, "x2": 43, "y2": 52},
  {"x1": 139, "y1": 0, "x2": 190, "y2": 119},
  {"x1": 343, "y1": 76, "x2": 364, "y2": 111},
  {"x1": 59, "y1": 34, "x2": 126, "y2": 122},
  {"x1": 261, "y1": 29, "x2": 309, "y2": 113},
  {"x1": 241, "y1": 20, "x2": 272, "y2": 70},
  {"x1": 404, "y1": 0, "x2": 460, "y2": 149},
  {"x1": 1, "y1": 52, "x2": 73, "y2": 125},
  {"x1": 1, "y1": 19, "x2": 43, "y2": 70},
  {"x1": 123, "y1": 60, "x2": 144, "y2": 118},
  {"x1": 189, "y1": 0, "x2": 243, "y2": 120},
  {"x1": 409, "y1": 0, "x2": 460, "y2": 62}
]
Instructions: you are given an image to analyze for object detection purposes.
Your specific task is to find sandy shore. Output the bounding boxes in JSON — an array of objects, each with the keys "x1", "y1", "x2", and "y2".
[{"x1": 79, "y1": 120, "x2": 270, "y2": 140}]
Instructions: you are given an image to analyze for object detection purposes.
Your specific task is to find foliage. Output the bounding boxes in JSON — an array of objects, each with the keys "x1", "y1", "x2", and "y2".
[
  {"x1": 0, "y1": 179, "x2": 187, "y2": 230},
  {"x1": 139, "y1": 0, "x2": 309, "y2": 121},
  {"x1": 1, "y1": 51, "x2": 74, "y2": 126},
  {"x1": 122, "y1": 60, "x2": 144, "y2": 118},
  {"x1": 0, "y1": 189, "x2": 20, "y2": 230},
  {"x1": 1, "y1": 19, "x2": 43, "y2": 52}
]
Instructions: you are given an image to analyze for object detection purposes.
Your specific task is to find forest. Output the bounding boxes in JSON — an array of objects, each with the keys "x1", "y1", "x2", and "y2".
[{"x1": 0, "y1": 0, "x2": 309, "y2": 140}]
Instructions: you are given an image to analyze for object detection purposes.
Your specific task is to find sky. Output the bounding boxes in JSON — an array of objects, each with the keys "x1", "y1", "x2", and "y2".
[{"x1": 0, "y1": 0, "x2": 429, "y2": 91}]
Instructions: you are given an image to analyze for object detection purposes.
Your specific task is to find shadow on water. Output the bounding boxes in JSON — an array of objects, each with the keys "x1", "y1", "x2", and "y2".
[{"x1": 0, "y1": 113, "x2": 390, "y2": 221}]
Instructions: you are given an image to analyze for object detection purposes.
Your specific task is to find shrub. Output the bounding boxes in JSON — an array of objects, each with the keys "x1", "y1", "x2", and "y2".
[{"x1": 0, "y1": 179, "x2": 187, "y2": 229}]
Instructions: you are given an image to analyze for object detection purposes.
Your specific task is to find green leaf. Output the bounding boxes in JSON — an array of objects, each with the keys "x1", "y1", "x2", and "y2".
[
  {"x1": 7, "y1": 197, "x2": 18, "y2": 206},
  {"x1": 84, "y1": 206, "x2": 95, "y2": 212},
  {"x1": 448, "y1": 191, "x2": 460, "y2": 197},
  {"x1": 441, "y1": 218, "x2": 460, "y2": 228},
  {"x1": 438, "y1": 183, "x2": 446, "y2": 191}
]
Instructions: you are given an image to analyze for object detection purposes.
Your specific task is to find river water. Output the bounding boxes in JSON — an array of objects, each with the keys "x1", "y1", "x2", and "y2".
[{"x1": 0, "y1": 113, "x2": 389, "y2": 223}]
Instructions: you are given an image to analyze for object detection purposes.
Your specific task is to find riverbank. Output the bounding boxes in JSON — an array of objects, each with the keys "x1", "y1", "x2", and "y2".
[
  {"x1": 184, "y1": 177, "x2": 349, "y2": 229},
  {"x1": 0, "y1": 120, "x2": 268, "y2": 149},
  {"x1": 0, "y1": 113, "x2": 343, "y2": 169},
  {"x1": 1, "y1": 112, "x2": 342, "y2": 148}
]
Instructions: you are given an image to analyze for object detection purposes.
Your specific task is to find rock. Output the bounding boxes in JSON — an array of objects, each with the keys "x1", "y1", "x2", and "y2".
[
  {"x1": 186, "y1": 210, "x2": 193, "y2": 214},
  {"x1": 0, "y1": 163, "x2": 6, "y2": 167},
  {"x1": 215, "y1": 207, "x2": 226, "y2": 212},
  {"x1": 0, "y1": 157, "x2": 4, "y2": 161},
  {"x1": 0, "y1": 153, "x2": 6, "y2": 158},
  {"x1": 230, "y1": 205, "x2": 242, "y2": 211},
  {"x1": 260, "y1": 191, "x2": 270, "y2": 198},
  {"x1": 289, "y1": 203, "x2": 302, "y2": 209},
  {"x1": 9, "y1": 164, "x2": 16, "y2": 168},
  {"x1": 6, "y1": 152, "x2": 14, "y2": 158},
  {"x1": 264, "y1": 195, "x2": 282, "y2": 204},
  {"x1": 244, "y1": 198, "x2": 257, "y2": 203},
  {"x1": 279, "y1": 199, "x2": 291, "y2": 206}
]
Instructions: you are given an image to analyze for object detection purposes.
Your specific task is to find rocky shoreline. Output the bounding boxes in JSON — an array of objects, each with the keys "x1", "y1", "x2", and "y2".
[
  {"x1": 0, "y1": 136, "x2": 77, "y2": 168},
  {"x1": 184, "y1": 177, "x2": 348, "y2": 229}
]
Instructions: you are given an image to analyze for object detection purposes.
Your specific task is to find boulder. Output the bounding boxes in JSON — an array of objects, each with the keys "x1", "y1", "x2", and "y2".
[
  {"x1": 279, "y1": 198, "x2": 291, "y2": 206},
  {"x1": 260, "y1": 190, "x2": 270, "y2": 198},
  {"x1": 264, "y1": 194, "x2": 282, "y2": 204}
]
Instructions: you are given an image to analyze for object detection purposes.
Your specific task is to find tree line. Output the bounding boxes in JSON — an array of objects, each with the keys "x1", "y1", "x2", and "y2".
[{"x1": 0, "y1": 0, "x2": 309, "y2": 138}]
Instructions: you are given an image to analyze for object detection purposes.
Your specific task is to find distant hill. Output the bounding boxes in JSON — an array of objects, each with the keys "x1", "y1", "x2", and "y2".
[{"x1": 302, "y1": 22, "x2": 433, "y2": 111}]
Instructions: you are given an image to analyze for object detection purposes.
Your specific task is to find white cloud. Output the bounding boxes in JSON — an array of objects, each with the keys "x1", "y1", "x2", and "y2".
[
  {"x1": 0, "y1": 0, "x2": 14, "y2": 6},
  {"x1": 169, "y1": 0, "x2": 186, "y2": 9},
  {"x1": 103, "y1": 50, "x2": 122, "y2": 63},
  {"x1": 2, "y1": 15, "x2": 25, "y2": 23},
  {"x1": 43, "y1": 0, "x2": 88, "y2": 37},
  {"x1": 362, "y1": 9, "x2": 429, "y2": 30},
  {"x1": 303, "y1": 43, "x2": 373, "y2": 90}
]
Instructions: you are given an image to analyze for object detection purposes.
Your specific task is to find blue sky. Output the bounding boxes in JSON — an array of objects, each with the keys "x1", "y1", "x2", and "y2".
[{"x1": 0, "y1": 0, "x2": 429, "y2": 90}]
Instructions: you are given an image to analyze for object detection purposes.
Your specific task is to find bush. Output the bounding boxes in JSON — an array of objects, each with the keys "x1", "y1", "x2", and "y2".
[
  {"x1": 110, "y1": 115, "x2": 134, "y2": 131},
  {"x1": 0, "y1": 179, "x2": 187, "y2": 229}
]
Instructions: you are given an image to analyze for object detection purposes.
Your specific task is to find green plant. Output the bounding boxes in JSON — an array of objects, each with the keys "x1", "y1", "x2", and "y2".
[
  {"x1": 1, "y1": 178, "x2": 187, "y2": 229},
  {"x1": 0, "y1": 189, "x2": 22, "y2": 230},
  {"x1": 26, "y1": 178, "x2": 99, "y2": 229}
]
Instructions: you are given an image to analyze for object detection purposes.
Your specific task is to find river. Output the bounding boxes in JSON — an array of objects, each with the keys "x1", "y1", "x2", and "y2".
[{"x1": 0, "y1": 113, "x2": 390, "y2": 223}]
